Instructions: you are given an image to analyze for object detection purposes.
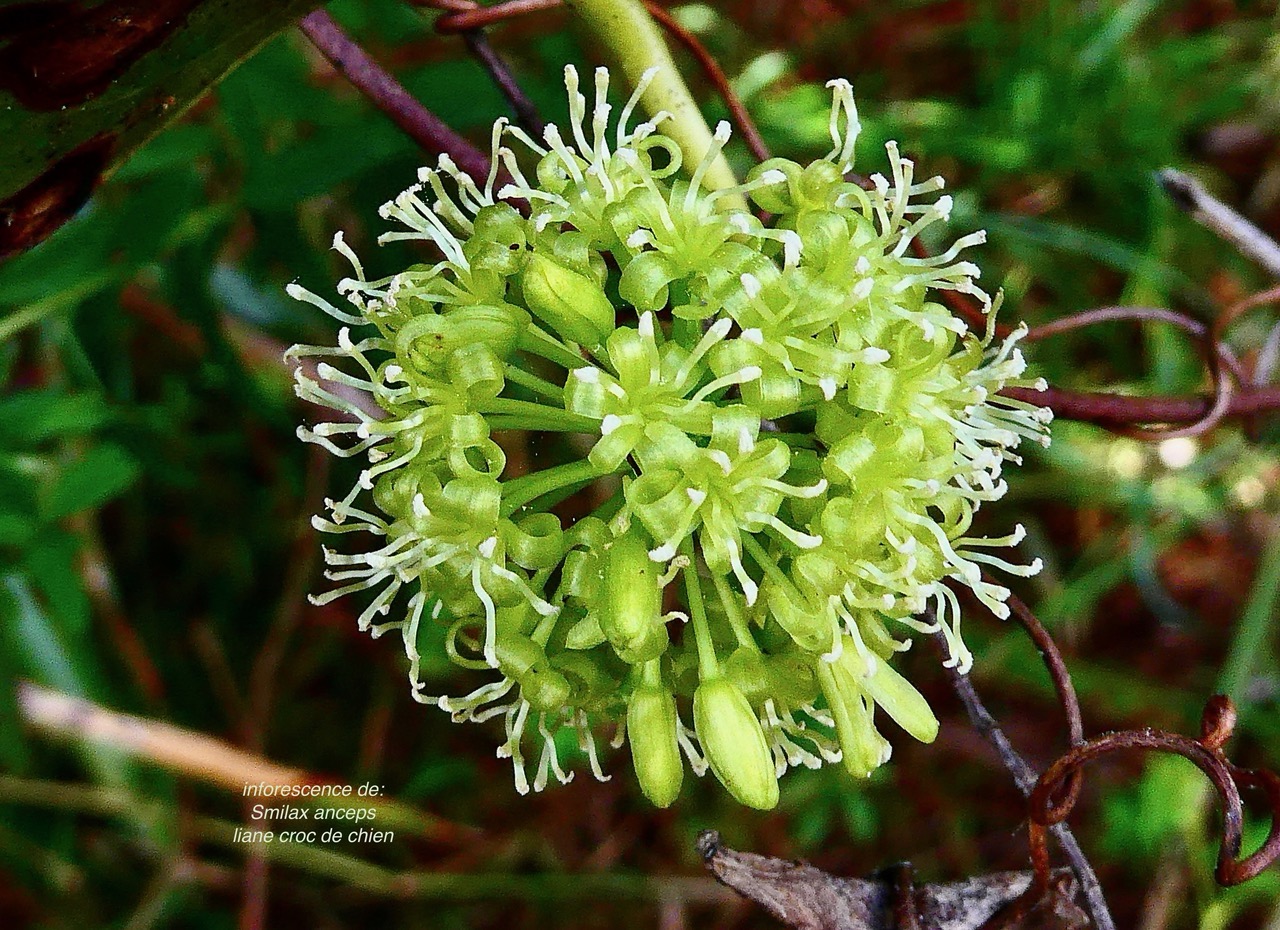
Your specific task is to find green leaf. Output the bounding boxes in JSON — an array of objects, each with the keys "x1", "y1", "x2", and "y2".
[
  {"x1": 0, "y1": 391, "x2": 110, "y2": 446},
  {"x1": 0, "y1": 0, "x2": 321, "y2": 256},
  {"x1": 0, "y1": 655, "x2": 30, "y2": 773},
  {"x1": 40, "y1": 445, "x2": 140, "y2": 521},
  {"x1": 0, "y1": 573, "x2": 86, "y2": 697},
  {"x1": 25, "y1": 532, "x2": 90, "y2": 637},
  {"x1": 0, "y1": 512, "x2": 34, "y2": 548}
]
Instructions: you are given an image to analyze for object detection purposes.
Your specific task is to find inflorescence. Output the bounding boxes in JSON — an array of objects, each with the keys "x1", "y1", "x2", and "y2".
[{"x1": 287, "y1": 68, "x2": 1050, "y2": 809}]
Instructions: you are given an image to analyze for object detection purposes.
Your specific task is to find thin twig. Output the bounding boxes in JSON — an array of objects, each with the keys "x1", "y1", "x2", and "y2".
[
  {"x1": 1022, "y1": 304, "x2": 1246, "y2": 439},
  {"x1": 1212, "y1": 285, "x2": 1280, "y2": 379},
  {"x1": 419, "y1": 0, "x2": 544, "y2": 133},
  {"x1": 299, "y1": 10, "x2": 492, "y2": 184},
  {"x1": 640, "y1": 0, "x2": 770, "y2": 163},
  {"x1": 1026, "y1": 305, "x2": 1227, "y2": 356},
  {"x1": 1024, "y1": 302, "x2": 1246, "y2": 385},
  {"x1": 1159, "y1": 169, "x2": 1280, "y2": 280},
  {"x1": 434, "y1": 0, "x2": 561, "y2": 32},
  {"x1": 461, "y1": 30, "x2": 545, "y2": 135},
  {"x1": 1001, "y1": 382, "x2": 1280, "y2": 428},
  {"x1": 933, "y1": 632, "x2": 1117, "y2": 930},
  {"x1": 1002, "y1": 589, "x2": 1085, "y2": 817},
  {"x1": 1029, "y1": 697, "x2": 1280, "y2": 887}
]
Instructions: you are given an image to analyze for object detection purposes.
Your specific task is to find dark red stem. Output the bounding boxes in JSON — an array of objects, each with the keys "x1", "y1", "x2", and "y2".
[{"x1": 300, "y1": 10, "x2": 492, "y2": 185}]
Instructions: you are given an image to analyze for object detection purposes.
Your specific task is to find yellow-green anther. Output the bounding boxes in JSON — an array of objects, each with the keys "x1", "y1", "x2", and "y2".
[
  {"x1": 693, "y1": 676, "x2": 779, "y2": 810},
  {"x1": 627, "y1": 664, "x2": 683, "y2": 807},
  {"x1": 520, "y1": 253, "x2": 615, "y2": 347}
]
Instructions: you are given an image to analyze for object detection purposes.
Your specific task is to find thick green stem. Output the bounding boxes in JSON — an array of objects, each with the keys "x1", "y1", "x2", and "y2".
[
  {"x1": 500, "y1": 459, "x2": 608, "y2": 517},
  {"x1": 566, "y1": 0, "x2": 744, "y2": 207}
]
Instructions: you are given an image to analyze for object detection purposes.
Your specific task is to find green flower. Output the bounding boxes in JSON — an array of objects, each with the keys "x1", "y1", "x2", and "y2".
[{"x1": 287, "y1": 67, "x2": 1049, "y2": 805}]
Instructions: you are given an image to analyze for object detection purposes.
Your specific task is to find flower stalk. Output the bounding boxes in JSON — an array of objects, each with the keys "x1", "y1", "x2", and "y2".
[{"x1": 565, "y1": 0, "x2": 743, "y2": 206}]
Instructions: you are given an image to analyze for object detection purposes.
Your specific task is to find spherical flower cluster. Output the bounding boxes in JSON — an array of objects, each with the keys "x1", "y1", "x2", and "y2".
[{"x1": 287, "y1": 67, "x2": 1050, "y2": 809}]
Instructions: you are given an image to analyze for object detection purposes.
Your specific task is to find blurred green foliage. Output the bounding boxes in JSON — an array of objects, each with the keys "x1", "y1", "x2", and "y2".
[{"x1": 1, "y1": 1, "x2": 1279, "y2": 928}]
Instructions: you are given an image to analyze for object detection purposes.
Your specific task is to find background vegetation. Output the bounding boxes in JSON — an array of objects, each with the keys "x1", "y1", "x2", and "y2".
[{"x1": 1, "y1": 1, "x2": 1279, "y2": 927}]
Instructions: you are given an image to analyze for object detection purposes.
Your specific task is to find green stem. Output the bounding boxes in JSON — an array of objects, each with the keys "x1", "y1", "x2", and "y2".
[
  {"x1": 680, "y1": 538, "x2": 720, "y2": 677},
  {"x1": 774, "y1": 432, "x2": 820, "y2": 450},
  {"x1": 481, "y1": 398, "x2": 600, "y2": 433},
  {"x1": 565, "y1": 0, "x2": 744, "y2": 207},
  {"x1": 518, "y1": 326, "x2": 589, "y2": 371},
  {"x1": 487, "y1": 416, "x2": 594, "y2": 433},
  {"x1": 711, "y1": 573, "x2": 758, "y2": 651},
  {"x1": 741, "y1": 533, "x2": 791, "y2": 592},
  {"x1": 1217, "y1": 528, "x2": 1280, "y2": 708},
  {"x1": 504, "y1": 364, "x2": 565, "y2": 401},
  {"x1": 500, "y1": 460, "x2": 608, "y2": 517}
]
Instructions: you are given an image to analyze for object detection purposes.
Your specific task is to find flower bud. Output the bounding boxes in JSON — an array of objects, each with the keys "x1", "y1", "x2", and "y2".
[
  {"x1": 495, "y1": 633, "x2": 572, "y2": 713},
  {"x1": 693, "y1": 676, "x2": 779, "y2": 810},
  {"x1": 395, "y1": 304, "x2": 527, "y2": 374},
  {"x1": 764, "y1": 583, "x2": 831, "y2": 654},
  {"x1": 599, "y1": 527, "x2": 669, "y2": 664},
  {"x1": 627, "y1": 679, "x2": 684, "y2": 808},
  {"x1": 462, "y1": 203, "x2": 528, "y2": 276},
  {"x1": 745, "y1": 158, "x2": 803, "y2": 214},
  {"x1": 520, "y1": 253, "x2": 614, "y2": 346}
]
